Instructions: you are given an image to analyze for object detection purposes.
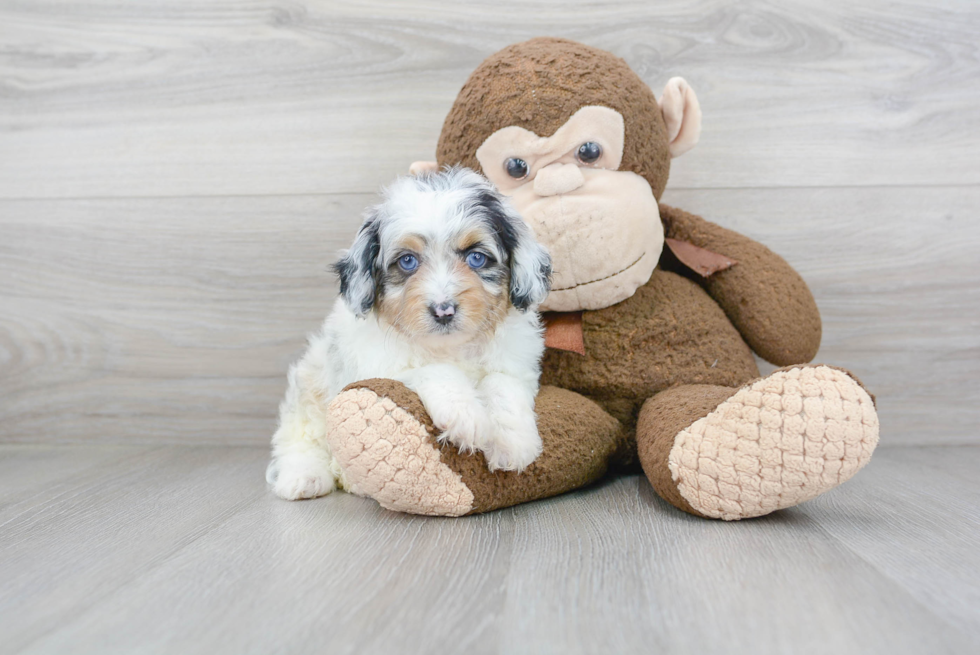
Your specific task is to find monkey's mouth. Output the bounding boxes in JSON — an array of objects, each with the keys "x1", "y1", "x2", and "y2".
[{"x1": 549, "y1": 251, "x2": 647, "y2": 292}]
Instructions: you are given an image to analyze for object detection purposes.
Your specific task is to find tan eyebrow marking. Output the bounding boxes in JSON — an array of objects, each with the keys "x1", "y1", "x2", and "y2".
[
  {"x1": 455, "y1": 227, "x2": 492, "y2": 252},
  {"x1": 396, "y1": 234, "x2": 426, "y2": 253}
]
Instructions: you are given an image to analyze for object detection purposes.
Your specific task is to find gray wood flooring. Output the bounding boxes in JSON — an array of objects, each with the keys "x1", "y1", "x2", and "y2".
[
  {"x1": 0, "y1": 445, "x2": 977, "y2": 655},
  {"x1": 2, "y1": 1, "x2": 979, "y2": 653}
]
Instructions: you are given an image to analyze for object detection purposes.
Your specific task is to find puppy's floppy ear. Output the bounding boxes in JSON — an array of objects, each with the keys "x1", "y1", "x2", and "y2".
[
  {"x1": 508, "y1": 225, "x2": 552, "y2": 311},
  {"x1": 333, "y1": 212, "x2": 381, "y2": 318},
  {"x1": 477, "y1": 189, "x2": 552, "y2": 311}
]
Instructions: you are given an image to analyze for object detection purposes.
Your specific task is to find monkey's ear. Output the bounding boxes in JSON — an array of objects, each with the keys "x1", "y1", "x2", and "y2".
[
  {"x1": 409, "y1": 161, "x2": 439, "y2": 175},
  {"x1": 658, "y1": 77, "x2": 702, "y2": 158},
  {"x1": 333, "y1": 214, "x2": 381, "y2": 318}
]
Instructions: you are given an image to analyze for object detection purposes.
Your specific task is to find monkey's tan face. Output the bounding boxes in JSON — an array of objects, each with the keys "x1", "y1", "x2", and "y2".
[{"x1": 476, "y1": 106, "x2": 663, "y2": 311}]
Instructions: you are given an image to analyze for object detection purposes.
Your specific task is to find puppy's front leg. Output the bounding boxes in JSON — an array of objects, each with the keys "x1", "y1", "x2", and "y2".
[
  {"x1": 395, "y1": 364, "x2": 491, "y2": 455},
  {"x1": 478, "y1": 373, "x2": 542, "y2": 472},
  {"x1": 267, "y1": 363, "x2": 340, "y2": 500}
]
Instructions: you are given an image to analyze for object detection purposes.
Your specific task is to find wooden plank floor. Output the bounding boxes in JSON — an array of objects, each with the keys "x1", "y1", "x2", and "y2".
[{"x1": 0, "y1": 445, "x2": 977, "y2": 654}]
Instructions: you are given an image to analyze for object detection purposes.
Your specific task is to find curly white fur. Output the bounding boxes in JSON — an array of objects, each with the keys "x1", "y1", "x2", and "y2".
[{"x1": 267, "y1": 168, "x2": 551, "y2": 500}]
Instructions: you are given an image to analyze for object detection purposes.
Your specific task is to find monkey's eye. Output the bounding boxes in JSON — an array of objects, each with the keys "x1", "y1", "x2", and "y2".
[
  {"x1": 397, "y1": 254, "x2": 419, "y2": 273},
  {"x1": 505, "y1": 158, "x2": 529, "y2": 179},
  {"x1": 465, "y1": 252, "x2": 488, "y2": 269},
  {"x1": 576, "y1": 142, "x2": 602, "y2": 165}
]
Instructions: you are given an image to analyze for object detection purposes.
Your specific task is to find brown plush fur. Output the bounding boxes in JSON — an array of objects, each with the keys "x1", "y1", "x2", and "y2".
[
  {"x1": 636, "y1": 385, "x2": 741, "y2": 518},
  {"x1": 659, "y1": 205, "x2": 822, "y2": 365},
  {"x1": 429, "y1": 38, "x2": 828, "y2": 514},
  {"x1": 437, "y1": 37, "x2": 673, "y2": 200},
  {"x1": 540, "y1": 267, "x2": 760, "y2": 437},
  {"x1": 345, "y1": 379, "x2": 627, "y2": 514},
  {"x1": 326, "y1": 38, "x2": 876, "y2": 519}
]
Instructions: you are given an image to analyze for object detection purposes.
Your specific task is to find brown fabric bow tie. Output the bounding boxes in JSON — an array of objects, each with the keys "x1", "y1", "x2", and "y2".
[{"x1": 542, "y1": 311, "x2": 586, "y2": 355}]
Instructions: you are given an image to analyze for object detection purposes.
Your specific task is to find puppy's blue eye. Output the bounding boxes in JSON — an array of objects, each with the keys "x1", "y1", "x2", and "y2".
[
  {"x1": 398, "y1": 254, "x2": 419, "y2": 272},
  {"x1": 465, "y1": 252, "x2": 487, "y2": 269}
]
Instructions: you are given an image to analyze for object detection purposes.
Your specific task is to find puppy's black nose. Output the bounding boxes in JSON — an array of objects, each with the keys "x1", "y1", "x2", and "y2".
[{"x1": 429, "y1": 301, "x2": 457, "y2": 326}]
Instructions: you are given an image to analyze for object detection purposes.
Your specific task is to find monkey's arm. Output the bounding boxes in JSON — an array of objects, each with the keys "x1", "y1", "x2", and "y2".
[{"x1": 658, "y1": 203, "x2": 821, "y2": 366}]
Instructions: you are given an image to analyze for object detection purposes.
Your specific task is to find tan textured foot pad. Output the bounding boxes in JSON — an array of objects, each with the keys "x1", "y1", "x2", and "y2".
[
  {"x1": 668, "y1": 366, "x2": 879, "y2": 520},
  {"x1": 326, "y1": 387, "x2": 475, "y2": 516}
]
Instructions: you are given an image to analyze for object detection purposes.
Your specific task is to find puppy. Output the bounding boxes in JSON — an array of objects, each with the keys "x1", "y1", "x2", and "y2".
[{"x1": 266, "y1": 167, "x2": 552, "y2": 501}]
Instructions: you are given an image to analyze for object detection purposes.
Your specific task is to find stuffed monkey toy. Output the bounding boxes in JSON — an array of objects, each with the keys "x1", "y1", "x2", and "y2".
[{"x1": 322, "y1": 38, "x2": 879, "y2": 520}]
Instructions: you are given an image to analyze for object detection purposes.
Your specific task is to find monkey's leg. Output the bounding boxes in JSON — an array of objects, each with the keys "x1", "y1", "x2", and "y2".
[
  {"x1": 325, "y1": 380, "x2": 626, "y2": 516},
  {"x1": 637, "y1": 365, "x2": 879, "y2": 520}
]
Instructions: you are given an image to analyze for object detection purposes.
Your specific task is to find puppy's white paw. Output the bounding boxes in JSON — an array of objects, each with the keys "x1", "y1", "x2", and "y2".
[
  {"x1": 426, "y1": 397, "x2": 492, "y2": 456},
  {"x1": 482, "y1": 427, "x2": 543, "y2": 472},
  {"x1": 482, "y1": 410, "x2": 543, "y2": 472},
  {"x1": 268, "y1": 453, "x2": 337, "y2": 501}
]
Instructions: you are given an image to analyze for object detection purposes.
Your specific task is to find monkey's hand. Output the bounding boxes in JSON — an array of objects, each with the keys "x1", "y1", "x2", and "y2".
[{"x1": 659, "y1": 203, "x2": 821, "y2": 366}]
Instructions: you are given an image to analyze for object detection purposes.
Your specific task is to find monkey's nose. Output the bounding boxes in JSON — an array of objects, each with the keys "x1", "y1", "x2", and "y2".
[
  {"x1": 533, "y1": 163, "x2": 585, "y2": 197},
  {"x1": 429, "y1": 301, "x2": 458, "y2": 326}
]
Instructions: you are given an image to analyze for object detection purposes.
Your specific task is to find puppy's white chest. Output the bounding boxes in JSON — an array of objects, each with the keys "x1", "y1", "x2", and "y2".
[{"x1": 406, "y1": 348, "x2": 488, "y2": 384}]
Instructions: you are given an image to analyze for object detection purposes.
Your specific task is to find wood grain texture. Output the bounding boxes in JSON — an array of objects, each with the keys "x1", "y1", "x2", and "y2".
[
  {"x1": 1, "y1": 3, "x2": 976, "y2": 653},
  {"x1": 1, "y1": 0, "x2": 979, "y2": 198},
  {"x1": 0, "y1": 445, "x2": 976, "y2": 654},
  {"x1": 800, "y1": 447, "x2": 980, "y2": 638},
  {"x1": 0, "y1": 445, "x2": 267, "y2": 654},
  {"x1": 0, "y1": 194, "x2": 368, "y2": 444},
  {"x1": 661, "y1": 186, "x2": 980, "y2": 445},
  {"x1": 0, "y1": 444, "x2": 151, "y2": 513},
  {"x1": 2, "y1": 187, "x2": 976, "y2": 445}
]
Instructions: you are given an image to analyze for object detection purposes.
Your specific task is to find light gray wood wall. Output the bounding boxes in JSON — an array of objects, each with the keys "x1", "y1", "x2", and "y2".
[{"x1": 2, "y1": 0, "x2": 978, "y2": 446}]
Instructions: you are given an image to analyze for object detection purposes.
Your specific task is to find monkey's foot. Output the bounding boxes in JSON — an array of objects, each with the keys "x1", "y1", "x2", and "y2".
[
  {"x1": 327, "y1": 381, "x2": 475, "y2": 516},
  {"x1": 638, "y1": 365, "x2": 879, "y2": 521},
  {"x1": 325, "y1": 379, "x2": 625, "y2": 516}
]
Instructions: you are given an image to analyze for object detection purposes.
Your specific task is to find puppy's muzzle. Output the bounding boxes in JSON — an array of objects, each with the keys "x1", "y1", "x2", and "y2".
[{"x1": 429, "y1": 301, "x2": 458, "y2": 326}]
